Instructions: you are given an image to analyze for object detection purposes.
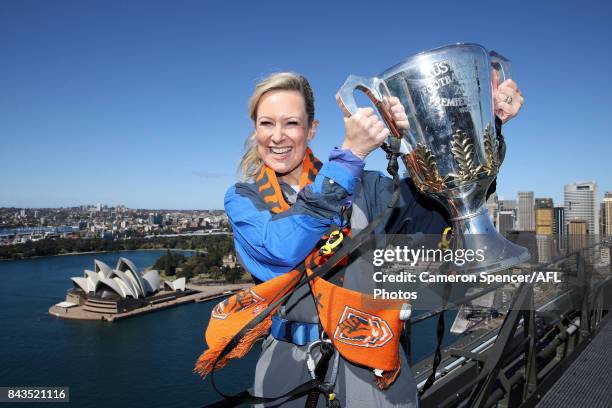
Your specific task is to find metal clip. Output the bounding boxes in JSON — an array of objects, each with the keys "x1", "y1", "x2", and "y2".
[
  {"x1": 305, "y1": 339, "x2": 333, "y2": 379},
  {"x1": 438, "y1": 227, "x2": 452, "y2": 251},
  {"x1": 320, "y1": 230, "x2": 344, "y2": 255}
]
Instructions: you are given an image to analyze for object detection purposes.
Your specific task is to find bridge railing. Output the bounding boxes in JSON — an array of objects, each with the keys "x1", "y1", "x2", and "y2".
[{"x1": 412, "y1": 235, "x2": 612, "y2": 408}]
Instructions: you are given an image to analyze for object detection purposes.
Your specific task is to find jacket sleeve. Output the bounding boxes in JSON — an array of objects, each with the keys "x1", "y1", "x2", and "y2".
[{"x1": 225, "y1": 149, "x2": 364, "y2": 282}]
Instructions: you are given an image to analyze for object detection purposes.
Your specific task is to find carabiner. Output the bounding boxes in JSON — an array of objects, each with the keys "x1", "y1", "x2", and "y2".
[
  {"x1": 305, "y1": 338, "x2": 333, "y2": 380},
  {"x1": 438, "y1": 227, "x2": 452, "y2": 251},
  {"x1": 319, "y1": 230, "x2": 344, "y2": 256}
]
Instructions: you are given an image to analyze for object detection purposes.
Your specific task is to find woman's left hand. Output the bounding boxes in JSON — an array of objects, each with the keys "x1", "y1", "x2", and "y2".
[
  {"x1": 383, "y1": 96, "x2": 410, "y2": 130},
  {"x1": 494, "y1": 79, "x2": 524, "y2": 123}
]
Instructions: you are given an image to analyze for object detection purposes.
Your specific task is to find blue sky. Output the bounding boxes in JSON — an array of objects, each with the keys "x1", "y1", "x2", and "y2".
[{"x1": 1, "y1": 0, "x2": 611, "y2": 209}]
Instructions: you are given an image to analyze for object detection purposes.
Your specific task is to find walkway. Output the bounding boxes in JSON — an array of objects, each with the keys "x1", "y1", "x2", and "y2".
[{"x1": 537, "y1": 316, "x2": 612, "y2": 407}]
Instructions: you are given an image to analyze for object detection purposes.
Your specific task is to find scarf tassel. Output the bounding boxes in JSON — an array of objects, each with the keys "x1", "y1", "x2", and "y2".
[
  {"x1": 193, "y1": 317, "x2": 273, "y2": 377},
  {"x1": 374, "y1": 366, "x2": 401, "y2": 390}
]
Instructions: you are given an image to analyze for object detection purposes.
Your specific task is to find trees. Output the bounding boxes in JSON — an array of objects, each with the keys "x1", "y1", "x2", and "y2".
[
  {"x1": 154, "y1": 250, "x2": 185, "y2": 276},
  {"x1": 177, "y1": 254, "x2": 208, "y2": 281},
  {"x1": 177, "y1": 263, "x2": 193, "y2": 280},
  {"x1": 0, "y1": 233, "x2": 236, "y2": 264},
  {"x1": 165, "y1": 257, "x2": 176, "y2": 276},
  {"x1": 153, "y1": 251, "x2": 170, "y2": 271},
  {"x1": 223, "y1": 267, "x2": 243, "y2": 283}
]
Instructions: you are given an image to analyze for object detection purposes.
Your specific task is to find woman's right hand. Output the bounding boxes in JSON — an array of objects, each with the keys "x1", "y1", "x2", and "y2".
[{"x1": 340, "y1": 107, "x2": 389, "y2": 160}]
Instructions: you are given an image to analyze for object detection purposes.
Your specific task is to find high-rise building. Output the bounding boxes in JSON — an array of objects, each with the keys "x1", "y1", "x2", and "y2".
[
  {"x1": 149, "y1": 212, "x2": 163, "y2": 226},
  {"x1": 602, "y1": 192, "x2": 612, "y2": 237},
  {"x1": 568, "y1": 220, "x2": 587, "y2": 234},
  {"x1": 486, "y1": 193, "x2": 499, "y2": 225},
  {"x1": 601, "y1": 202, "x2": 606, "y2": 237},
  {"x1": 499, "y1": 199, "x2": 517, "y2": 212},
  {"x1": 553, "y1": 206, "x2": 565, "y2": 236},
  {"x1": 534, "y1": 198, "x2": 554, "y2": 264},
  {"x1": 564, "y1": 182, "x2": 599, "y2": 235},
  {"x1": 536, "y1": 235, "x2": 552, "y2": 264},
  {"x1": 568, "y1": 220, "x2": 588, "y2": 252},
  {"x1": 517, "y1": 192, "x2": 535, "y2": 231},
  {"x1": 499, "y1": 199, "x2": 517, "y2": 230},
  {"x1": 535, "y1": 198, "x2": 554, "y2": 235},
  {"x1": 600, "y1": 247, "x2": 611, "y2": 267},
  {"x1": 496, "y1": 211, "x2": 515, "y2": 236}
]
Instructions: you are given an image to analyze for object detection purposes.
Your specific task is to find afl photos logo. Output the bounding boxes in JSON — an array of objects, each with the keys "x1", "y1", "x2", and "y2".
[
  {"x1": 333, "y1": 306, "x2": 393, "y2": 348},
  {"x1": 211, "y1": 290, "x2": 265, "y2": 320}
]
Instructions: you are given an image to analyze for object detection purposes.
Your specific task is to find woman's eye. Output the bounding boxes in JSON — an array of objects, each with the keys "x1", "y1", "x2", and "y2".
[
  {"x1": 286, "y1": 121, "x2": 299, "y2": 127},
  {"x1": 259, "y1": 121, "x2": 273, "y2": 127}
]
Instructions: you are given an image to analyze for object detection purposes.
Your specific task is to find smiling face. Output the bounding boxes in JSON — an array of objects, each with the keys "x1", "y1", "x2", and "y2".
[{"x1": 254, "y1": 90, "x2": 317, "y2": 185}]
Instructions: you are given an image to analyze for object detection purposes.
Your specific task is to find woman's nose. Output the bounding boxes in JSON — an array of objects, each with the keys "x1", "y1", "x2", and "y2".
[{"x1": 270, "y1": 124, "x2": 285, "y2": 143}]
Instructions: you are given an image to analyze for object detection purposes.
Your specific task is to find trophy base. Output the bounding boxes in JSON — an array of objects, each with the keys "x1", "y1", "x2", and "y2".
[{"x1": 452, "y1": 207, "x2": 531, "y2": 275}]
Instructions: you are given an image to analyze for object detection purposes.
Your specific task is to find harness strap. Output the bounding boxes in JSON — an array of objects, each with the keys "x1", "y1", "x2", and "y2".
[
  {"x1": 204, "y1": 379, "x2": 322, "y2": 408},
  {"x1": 304, "y1": 341, "x2": 335, "y2": 408},
  {"x1": 270, "y1": 316, "x2": 321, "y2": 346}
]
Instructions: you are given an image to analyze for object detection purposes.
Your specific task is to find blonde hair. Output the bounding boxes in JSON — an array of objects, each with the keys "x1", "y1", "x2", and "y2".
[{"x1": 239, "y1": 72, "x2": 315, "y2": 180}]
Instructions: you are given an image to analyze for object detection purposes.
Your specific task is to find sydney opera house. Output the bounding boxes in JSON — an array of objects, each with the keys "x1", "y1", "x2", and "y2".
[{"x1": 55, "y1": 257, "x2": 192, "y2": 317}]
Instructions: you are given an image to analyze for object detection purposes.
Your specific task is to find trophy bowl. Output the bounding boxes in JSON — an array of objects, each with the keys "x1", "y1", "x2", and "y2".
[{"x1": 337, "y1": 43, "x2": 530, "y2": 274}]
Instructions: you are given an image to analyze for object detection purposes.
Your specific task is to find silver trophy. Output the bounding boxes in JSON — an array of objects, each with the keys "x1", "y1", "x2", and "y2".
[{"x1": 337, "y1": 43, "x2": 530, "y2": 274}]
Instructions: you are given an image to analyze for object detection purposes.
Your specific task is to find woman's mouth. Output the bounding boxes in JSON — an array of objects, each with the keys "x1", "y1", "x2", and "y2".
[{"x1": 270, "y1": 147, "x2": 293, "y2": 155}]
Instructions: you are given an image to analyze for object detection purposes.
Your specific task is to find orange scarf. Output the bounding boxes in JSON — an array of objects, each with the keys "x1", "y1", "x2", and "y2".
[
  {"x1": 194, "y1": 147, "x2": 406, "y2": 389},
  {"x1": 255, "y1": 146, "x2": 322, "y2": 213}
]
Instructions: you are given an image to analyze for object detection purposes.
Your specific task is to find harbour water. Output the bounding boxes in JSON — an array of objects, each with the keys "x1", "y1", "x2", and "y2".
[{"x1": 0, "y1": 251, "x2": 455, "y2": 407}]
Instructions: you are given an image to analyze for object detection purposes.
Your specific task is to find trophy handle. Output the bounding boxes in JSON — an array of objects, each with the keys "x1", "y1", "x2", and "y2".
[
  {"x1": 336, "y1": 75, "x2": 402, "y2": 139},
  {"x1": 489, "y1": 50, "x2": 512, "y2": 87}
]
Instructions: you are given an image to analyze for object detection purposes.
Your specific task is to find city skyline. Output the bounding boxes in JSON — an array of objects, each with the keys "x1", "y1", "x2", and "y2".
[
  {"x1": 485, "y1": 182, "x2": 609, "y2": 237},
  {"x1": 2, "y1": 1, "x2": 612, "y2": 209},
  {"x1": 2, "y1": 182, "x2": 611, "y2": 212}
]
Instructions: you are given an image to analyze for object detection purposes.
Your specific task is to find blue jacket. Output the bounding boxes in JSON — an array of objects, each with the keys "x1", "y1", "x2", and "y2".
[{"x1": 225, "y1": 148, "x2": 451, "y2": 282}]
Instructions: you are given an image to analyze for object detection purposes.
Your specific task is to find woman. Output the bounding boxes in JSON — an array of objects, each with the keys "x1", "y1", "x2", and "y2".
[{"x1": 222, "y1": 72, "x2": 523, "y2": 407}]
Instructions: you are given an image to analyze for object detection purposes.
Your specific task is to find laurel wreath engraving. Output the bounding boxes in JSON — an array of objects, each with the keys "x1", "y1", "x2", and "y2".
[
  {"x1": 413, "y1": 143, "x2": 445, "y2": 192},
  {"x1": 482, "y1": 123, "x2": 498, "y2": 176},
  {"x1": 449, "y1": 129, "x2": 482, "y2": 182},
  {"x1": 405, "y1": 123, "x2": 498, "y2": 192}
]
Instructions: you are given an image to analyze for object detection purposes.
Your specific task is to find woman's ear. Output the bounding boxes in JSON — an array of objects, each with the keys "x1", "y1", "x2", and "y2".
[{"x1": 307, "y1": 119, "x2": 319, "y2": 141}]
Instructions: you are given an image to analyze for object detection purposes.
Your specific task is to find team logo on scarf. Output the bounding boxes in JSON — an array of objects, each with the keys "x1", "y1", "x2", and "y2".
[
  {"x1": 333, "y1": 306, "x2": 393, "y2": 348},
  {"x1": 211, "y1": 289, "x2": 265, "y2": 320}
]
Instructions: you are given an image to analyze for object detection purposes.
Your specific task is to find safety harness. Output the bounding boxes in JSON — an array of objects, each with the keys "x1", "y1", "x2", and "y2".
[{"x1": 194, "y1": 146, "x2": 409, "y2": 407}]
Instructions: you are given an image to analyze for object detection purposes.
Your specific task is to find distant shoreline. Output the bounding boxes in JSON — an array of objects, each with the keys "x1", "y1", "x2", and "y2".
[
  {"x1": 48, "y1": 282, "x2": 252, "y2": 322},
  {"x1": 0, "y1": 248, "x2": 198, "y2": 262}
]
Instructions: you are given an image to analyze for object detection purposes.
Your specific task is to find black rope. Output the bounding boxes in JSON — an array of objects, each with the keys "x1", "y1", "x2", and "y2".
[
  {"x1": 304, "y1": 342, "x2": 335, "y2": 408},
  {"x1": 420, "y1": 279, "x2": 453, "y2": 395},
  {"x1": 401, "y1": 319, "x2": 413, "y2": 366}
]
